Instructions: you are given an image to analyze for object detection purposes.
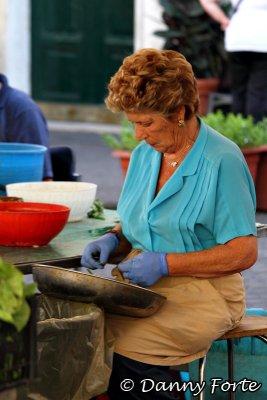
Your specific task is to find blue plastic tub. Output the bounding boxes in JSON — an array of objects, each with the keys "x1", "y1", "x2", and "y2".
[{"x1": 0, "y1": 143, "x2": 46, "y2": 188}]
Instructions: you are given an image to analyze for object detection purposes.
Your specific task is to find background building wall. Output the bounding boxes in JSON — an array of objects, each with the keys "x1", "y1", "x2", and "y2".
[
  {"x1": 0, "y1": 0, "x2": 30, "y2": 93},
  {"x1": 134, "y1": 0, "x2": 166, "y2": 50},
  {"x1": 0, "y1": 0, "x2": 8, "y2": 74},
  {"x1": 6, "y1": 0, "x2": 30, "y2": 93},
  {"x1": 0, "y1": 0, "x2": 166, "y2": 98}
]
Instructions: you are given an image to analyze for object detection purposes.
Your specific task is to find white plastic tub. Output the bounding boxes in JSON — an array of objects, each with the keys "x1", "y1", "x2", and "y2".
[{"x1": 6, "y1": 181, "x2": 97, "y2": 222}]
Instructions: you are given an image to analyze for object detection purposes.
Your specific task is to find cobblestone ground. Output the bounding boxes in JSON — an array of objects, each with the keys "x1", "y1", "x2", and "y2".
[{"x1": 50, "y1": 130, "x2": 267, "y2": 310}]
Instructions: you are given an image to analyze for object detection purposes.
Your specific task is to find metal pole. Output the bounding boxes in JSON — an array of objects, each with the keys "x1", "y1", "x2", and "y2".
[{"x1": 199, "y1": 356, "x2": 206, "y2": 400}]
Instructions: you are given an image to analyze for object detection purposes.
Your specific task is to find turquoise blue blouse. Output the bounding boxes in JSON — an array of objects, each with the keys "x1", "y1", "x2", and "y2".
[{"x1": 117, "y1": 119, "x2": 256, "y2": 253}]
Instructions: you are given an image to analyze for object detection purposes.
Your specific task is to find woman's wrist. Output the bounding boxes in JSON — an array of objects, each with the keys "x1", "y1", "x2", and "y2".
[
  {"x1": 160, "y1": 253, "x2": 169, "y2": 276},
  {"x1": 105, "y1": 227, "x2": 132, "y2": 262}
]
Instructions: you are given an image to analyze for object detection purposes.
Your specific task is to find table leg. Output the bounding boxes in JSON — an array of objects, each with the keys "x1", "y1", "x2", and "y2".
[{"x1": 227, "y1": 339, "x2": 235, "y2": 400}]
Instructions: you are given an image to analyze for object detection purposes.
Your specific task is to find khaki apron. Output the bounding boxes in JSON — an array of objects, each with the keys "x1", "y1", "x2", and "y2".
[{"x1": 106, "y1": 250, "x2": 246, "y2": 366}]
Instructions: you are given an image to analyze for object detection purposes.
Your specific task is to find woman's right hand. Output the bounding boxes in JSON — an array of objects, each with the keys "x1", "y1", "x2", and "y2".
[{"x1": 81, "y1": 233, "x2": 119, "y2": 269}]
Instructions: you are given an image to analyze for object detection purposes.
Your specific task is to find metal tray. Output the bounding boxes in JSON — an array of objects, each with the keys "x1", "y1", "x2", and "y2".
[
  {"x1": 15, "y1": 256, "x2": 84, "y2": 274},
  {"x1": 32, "y1": 265, "x2": 166, "y2": 318}
]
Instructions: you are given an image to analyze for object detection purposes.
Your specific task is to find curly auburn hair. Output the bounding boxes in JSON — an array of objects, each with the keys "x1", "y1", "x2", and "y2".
[{"x1": 105, "y1": 48, "x2": 199, "y2": 120}]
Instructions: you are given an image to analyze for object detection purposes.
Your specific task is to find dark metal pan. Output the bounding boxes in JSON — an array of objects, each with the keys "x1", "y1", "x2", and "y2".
[{"x1": 32, "y1": 264, "x2": 166, "y2": 318}]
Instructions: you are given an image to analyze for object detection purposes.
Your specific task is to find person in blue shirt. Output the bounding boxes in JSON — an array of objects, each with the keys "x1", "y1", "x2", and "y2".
[
  {"x1": 0, "y1": 74, "x2": 53, "y2": 179},
  {"x1": 81, "y1": 49, "x2": 257, "y2": 400}
]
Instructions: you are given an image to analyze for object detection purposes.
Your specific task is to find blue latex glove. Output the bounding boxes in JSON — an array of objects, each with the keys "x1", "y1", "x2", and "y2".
[
  {"x1": 118, "y1": 252, "x2": 168, "y2": 287},
  {"x1": 81, "y1": 233, "x2": 119, "y2": 269}
]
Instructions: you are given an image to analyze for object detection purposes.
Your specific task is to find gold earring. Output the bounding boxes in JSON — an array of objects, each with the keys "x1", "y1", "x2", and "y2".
[{"x1": 178, "y1": 119, "x2": 185, "y2": 127}]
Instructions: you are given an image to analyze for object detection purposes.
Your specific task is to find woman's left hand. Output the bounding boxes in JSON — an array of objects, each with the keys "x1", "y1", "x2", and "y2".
[{"x1": 118, "y1": 252, "x2": 168, "y2": 287}]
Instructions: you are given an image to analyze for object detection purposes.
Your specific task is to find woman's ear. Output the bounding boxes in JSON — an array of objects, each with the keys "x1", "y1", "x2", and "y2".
[
  {"x1": 177, "y1": 105, "x2": 186, "y2": 122},
  {"x1": 169, "y1": 106, "x2": 185, "y2": 123}
]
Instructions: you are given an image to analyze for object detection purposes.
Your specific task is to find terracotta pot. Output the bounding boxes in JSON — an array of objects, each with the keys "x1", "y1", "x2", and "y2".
[
  {"x1": 197, "y1": 78, "x2": 220, "y2": 116},
  {"x1": 242, "y1": 147, "x2": 262, "y2": 183},
  {"x1": 255, "y1": 145, "x2": 267, "y2": 211},
  {"x1": 112, "y1": 150, "x2": 131, "y2": 176}
]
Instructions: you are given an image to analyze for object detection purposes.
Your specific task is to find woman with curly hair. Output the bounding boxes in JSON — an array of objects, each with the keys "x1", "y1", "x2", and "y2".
[{"x1": 82, "y1": 49, "x2": 257, "y2": 399}]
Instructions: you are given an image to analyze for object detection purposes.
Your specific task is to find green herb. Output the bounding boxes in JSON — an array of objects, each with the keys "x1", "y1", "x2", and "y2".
[
  {"x1": 88, "y1": 226, "x2": 115, "y2": 237},
  {"x1": 0, "y1": 259, "x2": 36, "y2": 331},
  {"x1": 87, "y1": 199, "x2": 105, "y2": 220}
]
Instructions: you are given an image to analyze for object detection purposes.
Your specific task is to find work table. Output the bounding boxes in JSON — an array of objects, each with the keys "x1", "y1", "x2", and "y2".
[
  {"x1": 0, "y1": 209, "x2": 118, "y2": 270},
  {"x1": 1, "y1": 212, "x2": 265, "y2": 272}
]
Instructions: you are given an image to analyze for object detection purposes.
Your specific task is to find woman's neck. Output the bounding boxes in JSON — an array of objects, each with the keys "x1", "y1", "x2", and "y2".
[{"x1": 165, "y1": 116, "x2": 200, "y2": 159}]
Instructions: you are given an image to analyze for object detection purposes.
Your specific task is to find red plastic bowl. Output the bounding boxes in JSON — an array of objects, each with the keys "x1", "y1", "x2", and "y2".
[{"x1": 0, "y1": 202, "x2": 70, "y2": 247}]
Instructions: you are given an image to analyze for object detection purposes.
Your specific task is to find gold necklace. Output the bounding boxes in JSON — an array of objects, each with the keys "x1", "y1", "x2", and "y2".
[{"x1": 163, "y1": 143, "x2": 191, "y2": 168}]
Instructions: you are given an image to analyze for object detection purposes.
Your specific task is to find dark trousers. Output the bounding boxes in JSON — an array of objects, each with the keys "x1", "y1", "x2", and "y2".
[
  {"x1": 50, "y1": 146, "x2": 77, "y2": 181},
  {"x1": 228, "y1": 51, "x2": 267, "y2": 122},
  {"x1": 107, "y1": 353, "x2": 184, "y2": 400}
]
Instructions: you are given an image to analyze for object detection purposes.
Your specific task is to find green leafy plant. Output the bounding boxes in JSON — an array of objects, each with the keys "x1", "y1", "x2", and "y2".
[
  {"x1": 102, "y1": 119, "x2": 138, "y2": 151},
  {"x1": 203, "y1": 111, "x2": 267, "y2": 148},
  {"x1": 0, "y1": 258, "x2": 36, "y2": 331},
  {"x1": 103, "y1": 111, "x2": 267, "y2": 152},
  {"x1": 155, "y1": 0, "x2": 227, "y2": 78}
]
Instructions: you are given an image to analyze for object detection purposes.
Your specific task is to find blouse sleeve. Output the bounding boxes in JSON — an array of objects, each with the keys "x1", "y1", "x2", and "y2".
[{"x1": 212, "y1": 152, "x2": 257, "y2": 244}]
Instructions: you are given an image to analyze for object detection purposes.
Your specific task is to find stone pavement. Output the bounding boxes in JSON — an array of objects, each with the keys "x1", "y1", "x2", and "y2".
[
  {"x1": 50, "y1": 123, "x2": 267, "y2": 310},
  {"x1": 49, "y1": 125, "x2": 123, "y2": 208}
]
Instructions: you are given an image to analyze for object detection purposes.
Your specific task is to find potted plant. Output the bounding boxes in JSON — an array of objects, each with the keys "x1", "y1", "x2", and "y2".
[
  {"x1": 0, "y1": 258, "x2": 36, "y2": 395},
  {"x1": 203, "y1": 111, "x2": 267, "y2": 209},
  {"x1": 254, "y1": 119, "x2": 267, "y2": 211},
  {"x1": 102, "y1": 119, "x2": 138, "y2": 176},
  {"x1": 155, "y1": 0, "x2": 228, "y2": 114}
]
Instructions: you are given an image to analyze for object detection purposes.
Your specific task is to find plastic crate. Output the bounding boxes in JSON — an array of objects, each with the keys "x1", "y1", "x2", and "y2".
[
  {"x1": 0, "y1": 297, "x2": 37, "y2": 392},
  {"x1": 188, "y1": 308, "x2": 267, "y2": 399}
]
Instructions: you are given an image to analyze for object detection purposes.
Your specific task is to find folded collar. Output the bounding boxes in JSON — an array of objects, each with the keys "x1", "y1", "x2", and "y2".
[
  {"x1": 147, "y1": 118, "x2": 208, "y2": 211},
  {"x1": 178, "y1": 118, "x2": 208, "y2": 177}
]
